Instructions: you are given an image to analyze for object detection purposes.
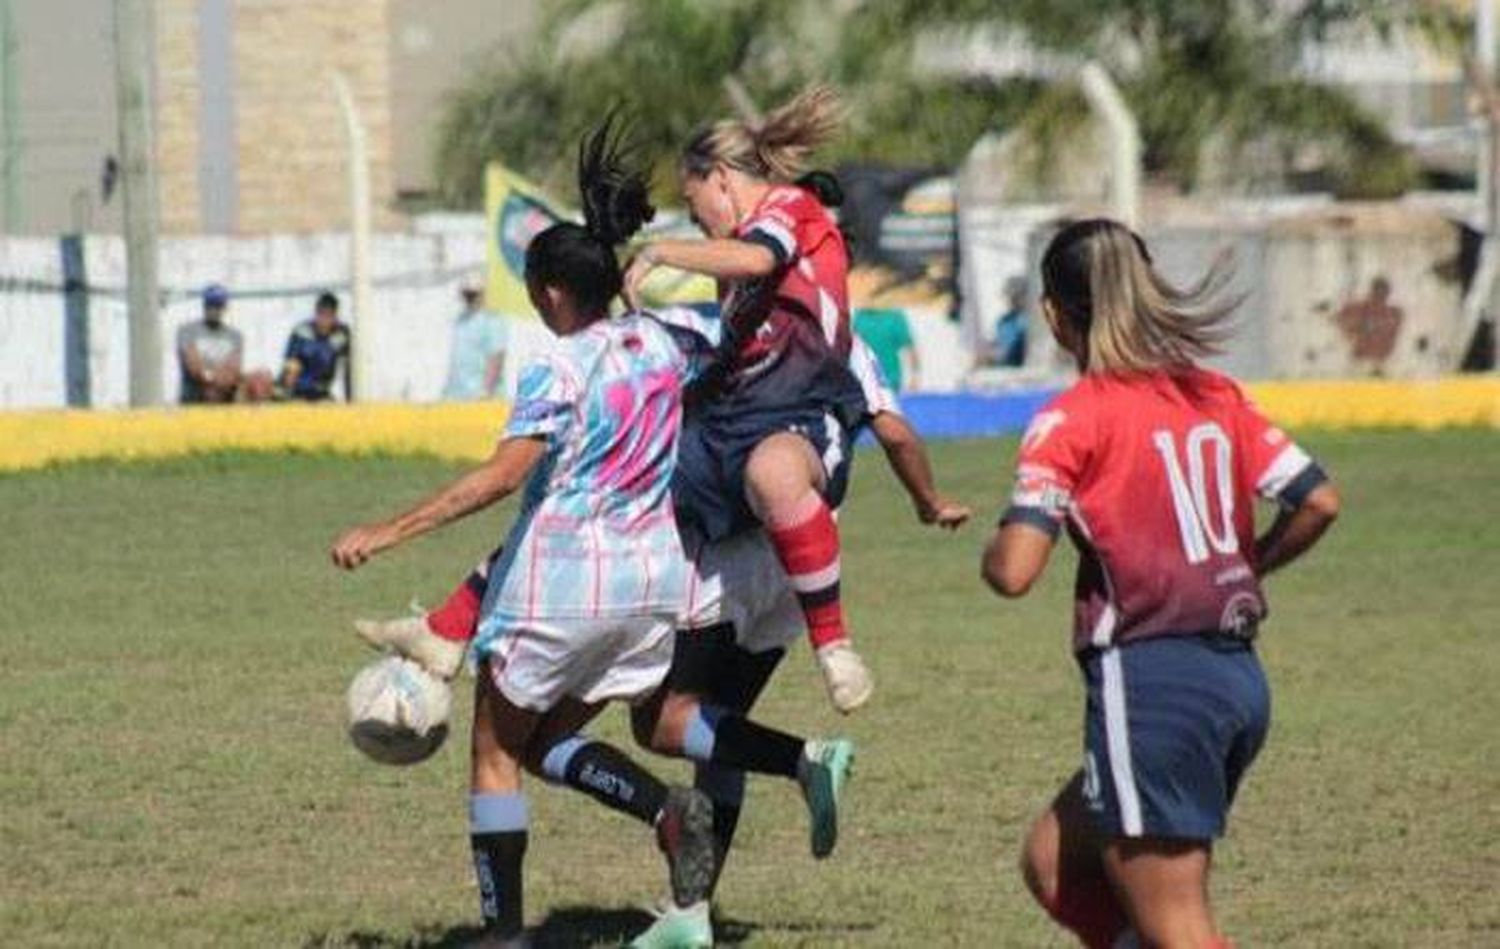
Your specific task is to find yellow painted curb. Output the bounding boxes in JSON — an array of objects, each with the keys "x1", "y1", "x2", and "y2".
[
  {"x1": 3, "y1": 378, "x2": 1496, "y2": 473},
  {"x1": 0, "y1": 401, "x2": 510, "y2": 472}
]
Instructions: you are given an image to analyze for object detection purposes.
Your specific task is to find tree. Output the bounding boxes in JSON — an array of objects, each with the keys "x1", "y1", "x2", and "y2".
[{"x1": 433, "y1": 0, "x2": 1423, "y2": 206}]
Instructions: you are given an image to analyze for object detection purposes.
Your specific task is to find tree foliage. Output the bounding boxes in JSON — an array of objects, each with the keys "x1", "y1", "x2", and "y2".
[{"x1": 432, "y1": 0, "x2": 1448, "y2": 206}]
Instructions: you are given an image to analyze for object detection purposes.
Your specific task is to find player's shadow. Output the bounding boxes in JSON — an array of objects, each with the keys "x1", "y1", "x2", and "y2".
[{"x1": 303, "y1": 906, "x2": 758, "y2": 947}]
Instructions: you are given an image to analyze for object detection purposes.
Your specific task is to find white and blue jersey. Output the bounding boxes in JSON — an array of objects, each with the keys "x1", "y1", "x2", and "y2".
[{"x1": 475, "y1": 310, "x2": 715, "y2": 654}]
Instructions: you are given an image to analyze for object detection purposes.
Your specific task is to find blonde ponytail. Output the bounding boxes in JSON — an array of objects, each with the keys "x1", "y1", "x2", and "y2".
[
  {"x1": 1041, "y1": 219, "x2": 1238, "y2": 374},
  {"x1": 681, "y1": 84, "x2": 843, "y2": 183}
]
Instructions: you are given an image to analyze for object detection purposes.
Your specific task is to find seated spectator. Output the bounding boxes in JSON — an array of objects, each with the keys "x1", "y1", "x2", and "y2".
[
  {"x1": 442, "y1": 280, "x2": 508, "y2": 400},
  {"x1": 989, "y1": 276, "x2": 1029, "y2": 368},
  {"x1": 279, "y1": 291, "x2": 351, "y2": 401},
  {"x1": 853, "y1": 305, "x2": 919, "y2": 392},
  {"x1": 177, "y1": 284, "x2": 274, "y2": 403}
]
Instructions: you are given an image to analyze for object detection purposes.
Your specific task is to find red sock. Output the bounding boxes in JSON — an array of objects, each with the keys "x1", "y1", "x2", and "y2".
[
  {"x1": 765, "y1": 493, "x2": 846, "y2": 650},
  {"x1": 1041, "y1": 875, "x2": 1130, "y2": 949},
  {"x1": 426, "y1": 569, "x2": 485, "y2": 643}
]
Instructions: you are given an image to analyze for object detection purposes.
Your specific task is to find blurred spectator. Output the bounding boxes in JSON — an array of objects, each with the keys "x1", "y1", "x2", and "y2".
[
  {"x1": 989, "y1": 276, "x2": 1028, "y2": 368},
  {"x1": 853, "y1": 306, "x2": 919, "y2": 392},
  {"x1": 177, "y1": 284, "x2": 242, "y2": 403},
  {"x1": 442, "y1": 280, "x2": 508, "y2": 400},
  {"x1": 279, "y1": 291, "x2": 351, "y2": 401},
  {"x1": 177, "y1": 284, "x2": 273, "y2": 403}
]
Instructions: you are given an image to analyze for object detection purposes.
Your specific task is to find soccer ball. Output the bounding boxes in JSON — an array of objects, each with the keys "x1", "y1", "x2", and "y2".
[{"x1": 346, "y1": 656, "x2": 453, "y2": 766}]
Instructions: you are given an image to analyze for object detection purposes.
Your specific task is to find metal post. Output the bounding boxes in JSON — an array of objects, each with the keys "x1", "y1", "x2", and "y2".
[
  {"x1": 114, "y1": 0, "x2": 162, "y2": 406},
  {"x1": 1, "y1": 0, "x2": 22, "y2": 231},
  {"x1": 1079, "y1": 61, "x2": 1142, "y2": 228},
  {"x1": 330, "y1": 71, "x2": 372, "y2": 402}
]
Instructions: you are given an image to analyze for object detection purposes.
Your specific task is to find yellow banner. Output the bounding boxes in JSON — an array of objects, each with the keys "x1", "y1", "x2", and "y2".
[
  {"x1": 483, "y1": 161, "x2": 716, "y2": 312},
  {"x1": 484, "y1": 163, "x2": 567, "y2": 318}
]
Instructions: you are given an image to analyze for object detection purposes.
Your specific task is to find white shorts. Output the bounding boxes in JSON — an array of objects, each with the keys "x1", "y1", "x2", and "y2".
[
  {"x1": 483, "y1": 613, "x2": 675, "y2": 712},
  {"x1": 680, "y1": 530, "x2": 803, "y2": 655}
]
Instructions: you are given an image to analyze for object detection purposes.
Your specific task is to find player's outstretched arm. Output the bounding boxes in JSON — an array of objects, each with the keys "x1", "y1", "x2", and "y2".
[
  {"x1": 869, "y1": 411, "x2": 970, "y2": 529},
  {"x1": 982, "y1": 521, "x2": 1056, "y2": 598},
  {"x1": 1254, "y1": 481, "x2": 1340, "y2": 577},
  {"x1": 330, "y1": 436, "x2": 547, "y2": 571},
  {"x1": 622, "y1": 239, "x2": 777, "y2": 307}
]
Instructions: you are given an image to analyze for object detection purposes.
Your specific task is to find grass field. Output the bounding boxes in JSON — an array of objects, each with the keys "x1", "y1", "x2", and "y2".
[{"x1": 3, "y1": 431, "x2": 1499, "y2": 947}]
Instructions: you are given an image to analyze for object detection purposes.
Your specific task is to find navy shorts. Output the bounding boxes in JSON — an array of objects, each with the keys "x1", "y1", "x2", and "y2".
[
  {"x1": 672, "y1": 407, "x2": 854, "y2": 542},
  {"x1": 1080, "y1": 634, "x2": 1271, "y2": 841}
]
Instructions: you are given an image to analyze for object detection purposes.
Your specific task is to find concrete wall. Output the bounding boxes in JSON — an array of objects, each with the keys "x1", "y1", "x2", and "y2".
[{"x1": 0, "y1": 223, "x2": 557, "y2": 410}]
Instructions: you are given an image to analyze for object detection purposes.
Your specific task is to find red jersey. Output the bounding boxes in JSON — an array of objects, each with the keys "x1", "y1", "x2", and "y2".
[
  {"x1": 1005, "y1": 368, "x2": 1324, "y2": 653},
  {"x1": 709, "y1": 184, "x2": 859, "y2": 420}
]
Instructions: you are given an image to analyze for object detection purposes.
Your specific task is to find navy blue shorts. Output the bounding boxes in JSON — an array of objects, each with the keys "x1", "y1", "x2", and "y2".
[
  {"x1": 672, "y1": 407, "x2": 854, "y2": 542},
  {"x1": 1080, "y1": 634, "x2": 1270, "y2": 841}
]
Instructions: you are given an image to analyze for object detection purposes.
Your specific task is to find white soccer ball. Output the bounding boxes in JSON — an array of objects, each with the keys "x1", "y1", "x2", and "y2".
[{"x1": 346, "y1": 656, "x2": 453, "y2": 766}]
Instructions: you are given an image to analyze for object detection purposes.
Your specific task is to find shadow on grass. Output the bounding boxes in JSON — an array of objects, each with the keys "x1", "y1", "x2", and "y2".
[{"x1": 304, "y1": 904, "x2": 770, "y2": 947}]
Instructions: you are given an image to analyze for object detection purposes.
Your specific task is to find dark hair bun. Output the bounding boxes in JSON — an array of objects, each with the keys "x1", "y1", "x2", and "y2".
[
  {"x1": 578, "y1": 113, "x2": 656, "y2": 247},
  {"x1": 795, "y1": 170, "x2": 844, "y2": 208}
]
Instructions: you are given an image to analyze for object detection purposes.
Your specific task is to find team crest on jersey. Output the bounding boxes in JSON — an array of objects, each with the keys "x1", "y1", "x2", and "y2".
[{"x1": 1022, "y1": 410, "x2": 1067, "y2": 452}]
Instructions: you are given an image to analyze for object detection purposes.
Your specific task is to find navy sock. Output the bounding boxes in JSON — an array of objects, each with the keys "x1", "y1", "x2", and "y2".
[
  {"x1": 695, "y1": 761, "x2": 746, "y2": 894},
  {"x1": 683, "y1": 704, "x2": 803, "y2": 779},
  {"x1": 469, "y1": 792, "x2": 528, "y2": 938},
  {"x1": 540, "y1": 735, "x2": 668, "y2": 827}
]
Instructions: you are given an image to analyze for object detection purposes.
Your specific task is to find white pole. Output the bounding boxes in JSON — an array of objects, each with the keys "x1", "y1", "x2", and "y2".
[
  {"x1": 114, "y1": 0, "x2": 162, "y2": 407},
  {"x1": 1078, "y1": 61, "x2": 1142, "y2": 228},
  {"x1": 330, "y1": 71, "x2": 373, "y2": 402},
  {"x1": 1479, "y1": 0, "x2": 1496, "y2": 232}
]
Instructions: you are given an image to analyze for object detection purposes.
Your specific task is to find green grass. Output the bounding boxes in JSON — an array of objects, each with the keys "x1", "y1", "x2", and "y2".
[{"x1": 2, "y1": 432, "x2": 1498, "y2": 947}]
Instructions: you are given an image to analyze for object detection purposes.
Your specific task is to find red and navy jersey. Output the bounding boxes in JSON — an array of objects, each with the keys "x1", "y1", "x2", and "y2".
[
  {"x1": 1003, "y1": 368, "x2": 1327, "y2": 653},
  {"x1": 703, "y1": 184, "x2": 862, "y2": 424}
]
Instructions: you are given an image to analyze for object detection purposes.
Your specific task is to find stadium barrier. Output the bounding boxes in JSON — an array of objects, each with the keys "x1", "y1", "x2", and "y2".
[{"x1": 2, "y1": 377, "x2": 1497, "y2": 472}]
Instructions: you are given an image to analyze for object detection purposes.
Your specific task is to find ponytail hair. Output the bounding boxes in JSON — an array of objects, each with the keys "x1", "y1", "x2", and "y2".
[
  {"x1": 1040, "y1": 218, "x2": 1238, "y2": 374},
  {"x1": 681, "y1": 84, "x2": 843, "y2": 183},
  {"x1": 525, "y1": 114, "x2": 655, "y2": 313}
]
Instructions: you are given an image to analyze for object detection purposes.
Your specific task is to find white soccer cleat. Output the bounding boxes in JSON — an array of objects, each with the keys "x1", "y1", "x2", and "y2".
[
  {"x1": 815, "y1": 641, "x2": 873, "y2": 714},
  {"x1": 353, "y1": 615, "x2": 466, "y2": 680}
]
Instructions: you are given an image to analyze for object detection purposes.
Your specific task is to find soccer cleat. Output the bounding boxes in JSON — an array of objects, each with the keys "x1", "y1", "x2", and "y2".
[
  {"x1": 353, "y1": 615, "x2": 466, "y2": 680},
  {"x1": 654, "y1": 787, "x2": 718, "y2": 911},
  {"x1": 815, "y1": 641, "x2": 874, "y2": 713},
  {"x1": 797, "y1": 738, "x2": 855, "y2": 859},
  {"x1": 627, "y1": 900, "x2": 712, "y2": 949}
]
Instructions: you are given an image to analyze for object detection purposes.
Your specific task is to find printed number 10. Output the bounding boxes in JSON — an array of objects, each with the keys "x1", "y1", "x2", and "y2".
[{"x1": 1152, "y1": 424, "x2": 1238, "y2": 564}]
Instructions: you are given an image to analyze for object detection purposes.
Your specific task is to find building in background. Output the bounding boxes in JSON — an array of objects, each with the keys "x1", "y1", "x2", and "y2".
[{"x1": 0, "y1": 0, "x2": 539, "y2": 236}]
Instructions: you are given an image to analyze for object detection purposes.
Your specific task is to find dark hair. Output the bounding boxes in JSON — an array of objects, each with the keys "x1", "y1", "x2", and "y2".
[
  {"x1": 795, "y1": 169, "x2": 844, "y2": 208},
  {"x1": 525, "y1": 114, "x2": 655, "y2": 313},
  {"x1": 315, "y1": 291, "x2": 339, "y2": 312}
]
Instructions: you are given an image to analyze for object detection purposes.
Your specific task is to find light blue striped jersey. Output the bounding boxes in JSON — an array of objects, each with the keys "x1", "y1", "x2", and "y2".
[{"x1": 476, "y1": 309, "x2": 715, "y2": 645}]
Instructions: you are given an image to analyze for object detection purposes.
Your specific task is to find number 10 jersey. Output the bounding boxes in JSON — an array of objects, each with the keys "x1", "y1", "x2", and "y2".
[{"x1": 1003, "y1": 367, "x2": 1327, "y2": 654}]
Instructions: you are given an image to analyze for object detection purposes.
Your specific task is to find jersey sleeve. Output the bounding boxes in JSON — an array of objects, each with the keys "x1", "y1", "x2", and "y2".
[
  {"x1": 504, "y1": 354, "x2": 577, "y2": 442},
  {"x1": 1001, "y1": 397, "x2": 1094, "y2": 539},
  {"x1": 648, "y1": 306, "x2": 721, "y2": 385},
  {"x1": 850, "y1": 335, "x2": 900, "y2": 417},
  {"x1": 1234, "y1": 393, "x2": 1327, "y2": 508},
  {"x1": 739, "y1": 191, "x2": 809, "y2": 266}
]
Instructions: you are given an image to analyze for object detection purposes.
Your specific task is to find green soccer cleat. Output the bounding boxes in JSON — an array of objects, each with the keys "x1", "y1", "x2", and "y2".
[
  {"x1": 797, "y1": 737, "x2": 855, "y2": 859},
  {"x1": 627, "y1": 900, "x2": 712, "y2": 949}
]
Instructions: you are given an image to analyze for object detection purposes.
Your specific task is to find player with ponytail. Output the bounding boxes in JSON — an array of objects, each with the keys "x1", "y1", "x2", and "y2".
[
  {"x1": 983, "y1": 219, "x2": 1341, "y2": 948},
  {"x1": 331, "y1": 118, "x2": 723, "y2": 948},
  {"x1": 624, "y1": 84, "x2": 877, "y2": 715}
]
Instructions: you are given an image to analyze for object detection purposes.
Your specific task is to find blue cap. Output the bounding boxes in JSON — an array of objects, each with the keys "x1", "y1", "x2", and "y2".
[{"x1": 203, "y1": 283, "x2": 229, "y2": 306}]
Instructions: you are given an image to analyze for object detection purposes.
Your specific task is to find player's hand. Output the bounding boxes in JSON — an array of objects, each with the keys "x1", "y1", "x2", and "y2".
[
  {"x1": 330, "y1": 522, "x2": 399, "y2": 571},
  {"x1": 918, "y1": 497, "x2": 971, "y2": 530},
  {"x1": 622, "y1": 247, "x2": 657, "y2": 310}
]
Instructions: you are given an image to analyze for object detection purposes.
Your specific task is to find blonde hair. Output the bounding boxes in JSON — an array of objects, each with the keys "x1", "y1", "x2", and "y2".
[
  {"x1": 680, "y1": 85, "x2": 842, "y2": 183},
  {"x1": 1040, "y1": 219, "x2": 1238, "y2": 374}
]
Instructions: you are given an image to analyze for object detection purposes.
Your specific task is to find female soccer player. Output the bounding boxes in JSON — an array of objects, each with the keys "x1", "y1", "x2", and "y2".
[
  {"x1": 983, "y1": 219, "x2": 1340, "y2": 948},
  {"x1": 331, "y1": 121, "x2": 721, "y2": 948},
  {"x1": 621, "y1": 85, "x2": 875, "y2": 713}
]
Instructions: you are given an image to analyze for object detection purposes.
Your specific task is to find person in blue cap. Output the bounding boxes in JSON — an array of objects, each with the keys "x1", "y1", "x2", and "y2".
[{"x1": 177, "y1": 283, "x2": 246, "y2": 403}]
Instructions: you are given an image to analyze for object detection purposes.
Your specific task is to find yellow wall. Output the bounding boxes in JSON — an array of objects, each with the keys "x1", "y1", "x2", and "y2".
[{"x1": 3, "y1": 378, "x2": 1497, "y2": 473}]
